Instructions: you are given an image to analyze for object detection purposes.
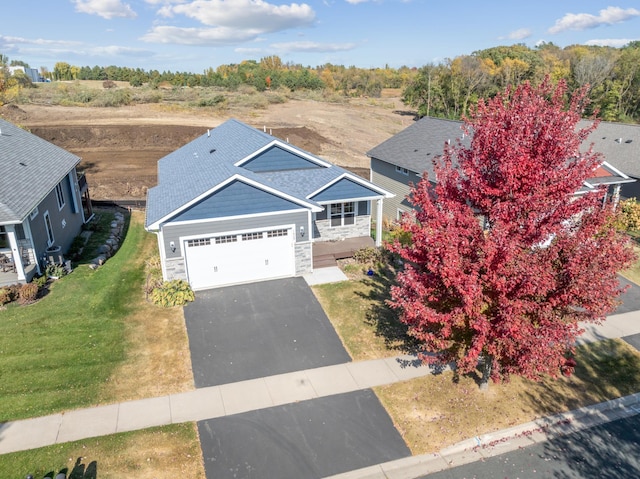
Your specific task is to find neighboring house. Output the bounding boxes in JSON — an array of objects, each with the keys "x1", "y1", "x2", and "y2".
[
  {"x1": 145, "y1": 119, "x2": 393, "y2": 291},
  {"x1": 368, "y1": 116, "x2": 636, "y2": 221},
  {"x1": 0, "y1": 118, "x2": 93, "y2": 285}
]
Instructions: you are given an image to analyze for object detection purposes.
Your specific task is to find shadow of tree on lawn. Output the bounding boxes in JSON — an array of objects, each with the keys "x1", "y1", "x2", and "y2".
[
  {"x1": 353, "y1": 264, "x2": 420, "y2": 355},
  {"x1": 518, "y1": 339, "x2": 640, "y2": 419}
]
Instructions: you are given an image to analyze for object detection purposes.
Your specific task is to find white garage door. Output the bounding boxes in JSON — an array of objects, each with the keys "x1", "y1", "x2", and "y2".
[{"x1": 184, "y1": 228, "x2": 295, "y2": 290}]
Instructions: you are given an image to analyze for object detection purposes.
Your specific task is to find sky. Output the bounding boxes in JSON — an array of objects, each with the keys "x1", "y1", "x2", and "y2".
[{"x1": 1, "y1": 1, "x2": 640, "y2": 74}]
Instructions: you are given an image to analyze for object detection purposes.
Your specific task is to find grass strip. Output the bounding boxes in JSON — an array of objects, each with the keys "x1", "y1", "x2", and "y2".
[{"x1": 0, "y1": 423, "x2": 204, "y2": 479}]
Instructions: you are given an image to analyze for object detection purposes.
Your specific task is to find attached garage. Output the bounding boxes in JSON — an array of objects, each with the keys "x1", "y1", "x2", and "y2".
[{"x1": 184, "y1": 227, "x2": 295, "y2": 290}]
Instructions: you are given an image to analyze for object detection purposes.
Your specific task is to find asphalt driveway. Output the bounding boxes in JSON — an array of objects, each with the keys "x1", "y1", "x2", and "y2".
[
  {"x1": 184, "y1": 277, "x2": 351, "y2": 388},
  {"x1": 198, "y1": 389, "x2": 411, "y2": 479}
]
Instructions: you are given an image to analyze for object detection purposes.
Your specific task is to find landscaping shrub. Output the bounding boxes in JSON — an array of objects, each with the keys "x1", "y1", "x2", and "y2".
[
  {"x1": 19, "y1": 283, "x2": 39, "y2": 304},
  {"x1": 32, "y1": 275, "x2": 48, "y2": 288},
  {"x1": 0, "y1": 288, "x2": 10, "y2": 306},
  {"x1": 144, "y1": 254, "x2": 164, "y2": 296},
  {"x1": 616, "y1": 198, "x2": 640, "y2": 231},
  {"x1": 151, "y1": 280, "x2": 195, "y2": 307},
  {"x1": 45, "y1": 263, "x2": 66, "y2": 279},
  {"x1": 353, "y1": 246, "x2": 383, "y2": 265}
]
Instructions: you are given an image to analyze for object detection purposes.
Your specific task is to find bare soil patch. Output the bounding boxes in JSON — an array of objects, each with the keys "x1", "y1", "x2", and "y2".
[{"x1": 1, "y1": 98, "x2": 412, "y2": 199}]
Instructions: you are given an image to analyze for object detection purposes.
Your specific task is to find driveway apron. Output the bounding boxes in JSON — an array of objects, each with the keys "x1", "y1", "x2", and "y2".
[
  {"x1": 184, "y1": 277, "x2": 352, "y2": 388},
  {"x1": 198, "y1": 390, "x2": 411, "y2": 479}
]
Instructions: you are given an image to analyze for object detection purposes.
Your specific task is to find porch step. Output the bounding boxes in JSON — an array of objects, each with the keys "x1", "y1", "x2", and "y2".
[{"x1": 313, "y1": 254, "x2": 337, "y2": 268}]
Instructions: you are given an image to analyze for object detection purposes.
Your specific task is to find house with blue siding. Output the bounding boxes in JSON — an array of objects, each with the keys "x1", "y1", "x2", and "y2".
[
  {"x1": 0, "y1": 118, "x2": 92, "y2": 286},
  {"x1": 145, "y1": 119, "x2": 393, "y2": 290}
]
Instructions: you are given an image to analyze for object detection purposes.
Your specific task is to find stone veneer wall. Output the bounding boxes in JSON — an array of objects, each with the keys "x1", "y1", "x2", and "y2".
[
  {"x1": 165, "y1": 257, "x2": 187, "y2": 281},
  {"x1": 295, "y1": 242, "x2": 312, "y2": 275},
  {"x1": 313, "y1": 216, "x2": 370, "y2": 241}
]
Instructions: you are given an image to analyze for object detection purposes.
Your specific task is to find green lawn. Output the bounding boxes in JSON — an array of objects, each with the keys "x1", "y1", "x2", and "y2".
[
  {"x1": 0, "y1": 212, "x2": 146, "y2": 421},
  {"x1": 0, "y1": 423, "x2": 205, "y2": 479}
]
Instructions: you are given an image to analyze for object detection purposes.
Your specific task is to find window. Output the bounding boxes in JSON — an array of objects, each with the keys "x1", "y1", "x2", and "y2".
[
  {"x1": 44, "y1": 211, "x2": 54, "y2": 246},
  {"x1": 330, "y1": 202, "x2": 355, "y2": 227},
  {"x1": 395, "y1": 165, "x2": 409, "y2": 175},
  {"x1": 55, "y1": 183, "x2": 65, "y2": 210},
  {"x1": 242, "y1": 232, "x2": 263, "y2": 241},
  {"x1": 267, "y1": 229, "x2": 288, "y2": 238},
  {"x1": 0, "y1": 226, "x2": 7, "y2": 249},
  {"x1": 187, "y1": 238, "x2": 211, "y2": 247},
  {"x1": 215, "y1": 235, "x2": 237, "y2": 244}
]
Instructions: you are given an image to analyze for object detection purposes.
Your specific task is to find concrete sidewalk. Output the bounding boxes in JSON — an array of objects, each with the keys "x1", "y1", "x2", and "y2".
[
  {"x1": 0, "y1": 353, "x2": 433, "y2": 455},
  {"x1": 1, "y1": 309, "x2": 640, "y2": 477}
]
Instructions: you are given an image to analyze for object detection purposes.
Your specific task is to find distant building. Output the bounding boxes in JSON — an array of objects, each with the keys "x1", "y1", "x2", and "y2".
[{"x1": 7, "y1": 65, "x2": 45, "y2": 82}]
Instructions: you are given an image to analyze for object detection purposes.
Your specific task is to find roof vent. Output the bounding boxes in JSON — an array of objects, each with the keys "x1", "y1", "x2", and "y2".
[
  {"x1": 19, "y1": 162, "x2": 26, "y2": 166},
  {"x1": 207, "y1": 129, "x2": 210, "y2": 137},
  {"x1": 615, "y1": 138, "x2": 622, "y2": 143},
  {"x1": 209, "y1": 148, "x2": 216, "y2": 154},
  {"x1": 625, "y1": 139, "x2": 632, "y2": 144}
]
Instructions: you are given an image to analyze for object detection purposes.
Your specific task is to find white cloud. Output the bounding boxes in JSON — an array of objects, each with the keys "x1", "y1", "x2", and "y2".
[
  {"x1": 73, "y1": 0, "x2": 137, "y2": 19},
  {"x1": 0, "y1": 35, "x2": 81, "y2": 48},
  {"x1": 270, "y1": 41, "x2": 356, "y2": 52},
  {"x1": 0, "y1": 34, "x2": 152, "y2": 60},
  {"x1": 91, "y1": 45, "x2": 154, "y2": 57},
  {"x1": 235, "y1": 47, "x2": 264, "y2": 54},
  {"x1": 159, "y1": 0, "x2": 315, "y2": 30},
  {"x1": 507, "y1": 28, "x2": 532, "y2": 40},
  {"x1": 548, "y1": 6, "x2": 640, "y2": 34},
  {"x1": 144, "y1": 0, "x2": 316, "y2": 46},
  {"x1": 345, "y1": 0, "x2": 370, "y2": 4},
  {"x1": 141, "y1": 25, "x2": 263, "y2": 45},
  {"x1": 585, "y1": 38, "x2": 639, "y2": 48}
]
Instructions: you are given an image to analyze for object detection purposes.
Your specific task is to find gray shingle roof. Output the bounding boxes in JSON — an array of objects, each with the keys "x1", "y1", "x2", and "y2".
[
  {"x1": 145, "y1": 119, "x2": 389, "y2": 228},
  {"x1": 368, "y1": 116, "x2": 639, "y2": 182},
  {"x1": 0, "y1": 118, "x2": 80, "y2": 224},
  {"x1": 366, "y1": 117, "x2": 468, "y2": 180},
  {"x1": 584, "y1": 120, "x2": 640, "y2": 179}
]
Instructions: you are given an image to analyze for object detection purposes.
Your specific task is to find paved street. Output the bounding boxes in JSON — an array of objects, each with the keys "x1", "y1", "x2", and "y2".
[{"x1": 418, "y1": 413, "x2": 640, "y2": 479}]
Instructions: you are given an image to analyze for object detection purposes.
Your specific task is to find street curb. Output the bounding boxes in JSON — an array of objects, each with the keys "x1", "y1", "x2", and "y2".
[{"x1": 322, "y1": 392, "x2": 640, "y2": 479}]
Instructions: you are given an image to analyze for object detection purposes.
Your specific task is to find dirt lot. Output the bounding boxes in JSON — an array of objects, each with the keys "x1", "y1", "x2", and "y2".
[{"x1": 1, "y1": 97, "x2": 415, "y2": 200}]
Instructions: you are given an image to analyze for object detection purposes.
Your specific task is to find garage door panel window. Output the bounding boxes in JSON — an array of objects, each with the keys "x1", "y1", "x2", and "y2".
[
  {"x1": 242, "y1": 232, "x2": 263, "y2": 241},
  {"x1": 330, "y1": 202, "x2": 355, "y2": 227},
  {"x1": 187, "y1": 238, "x2": 211, "y2": 247},
  {"x1": 267, "y1": 229, "x2": 288, "y2": 238},
  {"x1": 215, "y1": 235, "x2": 237, "y2": 244}
]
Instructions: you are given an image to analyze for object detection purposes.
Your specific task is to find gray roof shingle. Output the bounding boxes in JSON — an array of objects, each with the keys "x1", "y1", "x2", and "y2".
[
  {"x1": 368, "y1": 116, "x2": 639, "y2": 182},
  {"x1": 0, "y1": 118, "x2": 80, "y2": 224},
  {"x1": 146, "y1": 119, "x2": 389, "y2": 228}
]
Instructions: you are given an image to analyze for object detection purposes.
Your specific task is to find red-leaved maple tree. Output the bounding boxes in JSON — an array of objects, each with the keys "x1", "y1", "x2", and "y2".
[{"x1": 387, "y1": 78, "x2": 635, "y2": 388}]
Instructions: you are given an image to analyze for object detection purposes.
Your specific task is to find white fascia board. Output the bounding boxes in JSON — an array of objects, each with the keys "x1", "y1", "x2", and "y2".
[
  {"x1": 234, "y1": 139, "x2": 333, "y2": 168},
  {"x1": 161, "y1": 208, "x2": 306, "y2": 228},
  {"x1": 307, "y1": 172, "x2": 395, "y2": 200},
  {"x1": 147, "y1": 174, "x2": 321, "y2": 230},
  {"x1": 599, "y1": 160, "x2": 632, "y2": 180}
]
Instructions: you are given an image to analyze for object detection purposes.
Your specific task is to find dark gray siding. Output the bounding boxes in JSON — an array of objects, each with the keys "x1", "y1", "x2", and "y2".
[
  {"x1": 28, "y1": 173, "x2": 85, "y2": 263},
  {"x1": 162, "y1": 210, "x2": 308, "y2": 258},
  {"x1": 621, "y1": 178, "x2": 640, "y2": 199},
  {"x1": 370, "y1": 158, "x2": 417, "y2": 220}
]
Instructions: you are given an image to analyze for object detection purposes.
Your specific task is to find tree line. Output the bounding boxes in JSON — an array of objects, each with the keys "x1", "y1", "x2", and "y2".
[
  {"x1": 403, "y1": 42, "x2": 640, "y2": 123},
  {"x1": 3, "y1": 42, "x2": 640, "y2": 123}
]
